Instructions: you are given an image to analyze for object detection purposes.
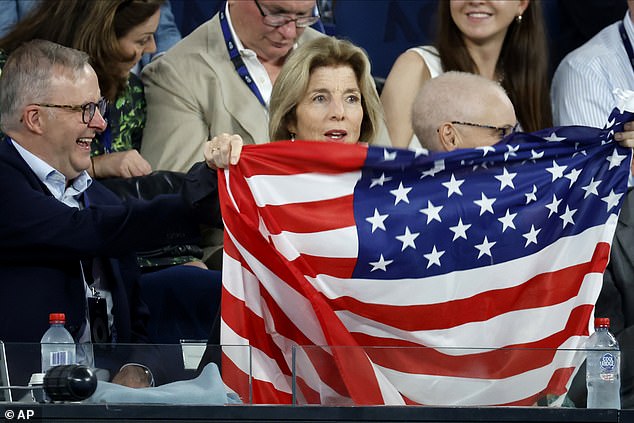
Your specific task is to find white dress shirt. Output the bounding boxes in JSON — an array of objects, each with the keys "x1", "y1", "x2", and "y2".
[
  {"x1": 225, "y1": 2, "x2": 273, "y2": 108},
  {"x1": 551, "y1": 11, "x2": 634, "y2": 128}
]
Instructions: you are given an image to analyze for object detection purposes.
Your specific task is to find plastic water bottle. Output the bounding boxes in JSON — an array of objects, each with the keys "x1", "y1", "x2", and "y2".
[
  {"x1": 586, "y1": 317, "x2": 621, "y2": 409},
  {"x1": 40, "y1": 313, "x2": 76, "y2": 373}
]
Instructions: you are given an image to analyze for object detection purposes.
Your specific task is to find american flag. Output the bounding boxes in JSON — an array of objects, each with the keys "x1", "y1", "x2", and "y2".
[{"x1": 218, "y1": 108, "x2": 631, "y2": 406}]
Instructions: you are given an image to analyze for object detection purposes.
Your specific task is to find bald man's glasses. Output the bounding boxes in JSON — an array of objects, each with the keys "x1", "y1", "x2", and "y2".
[
  {"x1": 451, "y1": 121, "x2": 519, "y2": 139},
  {"x1": 254, "y1": 0, "x2": 320, "y2": 28},
  {"x1": 34, "y1": 97, "x2": 107, "y2": 124}
]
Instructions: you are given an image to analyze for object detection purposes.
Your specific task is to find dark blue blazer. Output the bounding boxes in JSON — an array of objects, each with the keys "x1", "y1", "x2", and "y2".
[{"x1": 0, "y1": 138, "x2": 221, "y2": 343}]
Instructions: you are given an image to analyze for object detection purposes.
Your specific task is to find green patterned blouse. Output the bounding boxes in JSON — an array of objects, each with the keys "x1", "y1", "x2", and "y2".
[
  {"x1": 91, "y1": 72, "x2": 146, "y2": 157},
  {"x1": 0, "y1": 49, "x2": 146, "y2": 157}
]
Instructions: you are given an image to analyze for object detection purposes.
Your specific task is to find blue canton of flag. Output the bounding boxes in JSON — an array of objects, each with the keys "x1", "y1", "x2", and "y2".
[{"x1": 354, "y1": 109, "x2": 632, "y2": 280}]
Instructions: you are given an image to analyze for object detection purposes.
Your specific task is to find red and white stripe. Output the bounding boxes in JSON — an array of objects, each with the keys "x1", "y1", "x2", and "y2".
[{"x1": 218, "y1": 141, "x2": 615, "y2": 405}]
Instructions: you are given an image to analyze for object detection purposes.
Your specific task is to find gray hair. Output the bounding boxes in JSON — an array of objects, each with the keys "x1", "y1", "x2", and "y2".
[{"x1": 0, "y1": 39, "x2": 90, "y2": 132}]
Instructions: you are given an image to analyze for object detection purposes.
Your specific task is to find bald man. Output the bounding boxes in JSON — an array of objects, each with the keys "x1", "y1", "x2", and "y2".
[
  {"x1": 412, "y1": 71, "x2": 519, "y2": 152},
  {"x1": 412, "y1": 71, "x2": 634, "y2": 408}
]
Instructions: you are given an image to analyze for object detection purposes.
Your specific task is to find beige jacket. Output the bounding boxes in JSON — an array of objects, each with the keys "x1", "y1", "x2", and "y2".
[{"x1": 141, "y1": 14, "x2": 323, "y2": 172}]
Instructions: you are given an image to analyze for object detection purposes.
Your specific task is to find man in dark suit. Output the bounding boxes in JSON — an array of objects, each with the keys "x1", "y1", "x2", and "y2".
[
  {"x1": 564, "y1": 188, "x2": 634, "y2": 408},
  {"x1": 593, "y1": 188, "x2": 634, "y2": 408},
  {"x1": 0, "y1": 39, "x2": 239, "y2": 386}
]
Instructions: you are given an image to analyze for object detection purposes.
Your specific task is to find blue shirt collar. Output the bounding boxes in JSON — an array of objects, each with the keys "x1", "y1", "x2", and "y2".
[{"x1": 11, "y1": 138, "x2": 93, "y2": 208}]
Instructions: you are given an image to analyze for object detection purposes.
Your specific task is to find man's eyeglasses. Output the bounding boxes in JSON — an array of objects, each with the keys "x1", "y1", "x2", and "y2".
[
  {"x1": 451, "y1": 121, "x2": 519, "y2": 139},
  {"x1": 33, "y1": 97, "x2": 107, "y2": 124},
  {"x1": 254, "y1": 0, "x2": 320, "y2": 28}
]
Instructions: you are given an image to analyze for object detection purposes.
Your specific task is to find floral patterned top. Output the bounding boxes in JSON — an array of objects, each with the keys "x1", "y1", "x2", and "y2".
[
  {"x1": 91, "y1": 72, "x2": 146, "y2": 157},
  {"x1": 0, "y1": 49, "x2": 146, "y2": 158}
]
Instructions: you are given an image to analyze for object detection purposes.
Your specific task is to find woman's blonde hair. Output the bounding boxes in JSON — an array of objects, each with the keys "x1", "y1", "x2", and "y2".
[{"x1": 269, "y1": 37, "x2": 383, "y2": 144}]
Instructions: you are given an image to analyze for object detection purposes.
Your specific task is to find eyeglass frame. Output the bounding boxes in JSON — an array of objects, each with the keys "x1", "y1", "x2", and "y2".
[
  {"x1": 32, "y1": 97, "x2": 108, "y2": 124},
  {"x1": 450, "y1": 121, "x2": 519, "y2": 139},
  {"x1": 253, "y1": 0, "x2": 320, "y2": 28}
]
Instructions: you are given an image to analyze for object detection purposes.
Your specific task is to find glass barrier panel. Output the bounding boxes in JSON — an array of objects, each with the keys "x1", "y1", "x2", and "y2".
[
  {"x1": 0, "y1": 342, "x2": 251, "y2": 405},
  {"x1": 291, "y1": 345, "x2": 597, "y2": 407}
]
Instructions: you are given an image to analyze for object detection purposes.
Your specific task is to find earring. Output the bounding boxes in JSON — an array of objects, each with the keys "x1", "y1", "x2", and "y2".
[
  {"x1": 290, "y1": 132, "x2": 296, "y2": 142},
  {"x1": 515, "y1": 14, "x2": 522, "y2": 24}
]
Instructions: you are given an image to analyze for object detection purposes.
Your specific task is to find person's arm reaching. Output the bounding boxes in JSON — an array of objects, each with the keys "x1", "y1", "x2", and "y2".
[
  {"x1": 381, "y1": 50, "x2": 431, "y2": 149},
  {"x1": 91, "y1": 150, "x2": 152, "y2": 178}
]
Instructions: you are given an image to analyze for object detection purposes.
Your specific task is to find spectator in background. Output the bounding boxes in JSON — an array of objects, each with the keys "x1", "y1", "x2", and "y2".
[
  {"x1": 411, "y1": 71, "x2": 517, "y2": 152},
  {"x1": 140, "y1": 0, "x2": 324, "y2": 173},
  {"x1": 136, "y1": 0, "x2": 181, "y2": 72},
  {"x1": 0, "y1": 0, "x2": 165, "y2": 179},
  {"x1": 0, "y1": 0, "x2": 181, "y2": 72},
  {"x1": 551, "y1": 1, "x2": 634, "y2": 128},
  {"x1": 381, "y1": 0, "x2": 551, "y2": 150}
]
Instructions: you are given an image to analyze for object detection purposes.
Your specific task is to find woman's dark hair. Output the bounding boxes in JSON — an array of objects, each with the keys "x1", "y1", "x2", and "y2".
[
  {"x1": 0, "y1": 0, "x2": 164, "y2": 101},
  {"x1": 436, "y1": 1, "x2": 552, "y2": 132}
]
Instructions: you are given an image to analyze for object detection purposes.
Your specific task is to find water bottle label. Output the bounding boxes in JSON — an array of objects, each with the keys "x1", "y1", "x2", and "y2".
[
  {"x1": 599, "y1": 352, "x2": 616, "y2": 380},
  {"x1": 49, "y1": 351, "x2": 68, "y2": 367}
]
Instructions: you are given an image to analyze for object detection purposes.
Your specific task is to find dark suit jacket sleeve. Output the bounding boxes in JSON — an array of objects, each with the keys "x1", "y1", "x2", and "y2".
[
  {"x1": 0, "y1": 143, "x2": 221, "y2": 263},
  {"x1": 596, "y1": 188, "x2": 634, "y2": 407},
  {"x1": 182, "y1": 161, "x2": 223, "y2": 226}
]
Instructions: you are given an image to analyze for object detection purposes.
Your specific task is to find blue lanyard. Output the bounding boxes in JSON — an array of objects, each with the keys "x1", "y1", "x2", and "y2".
[
  {"x1": 219, "y1": 5, "x2": 267, "y2": 107},
  {"x1": 619, "y1": 21, "x2": 634, "y2": 74}
]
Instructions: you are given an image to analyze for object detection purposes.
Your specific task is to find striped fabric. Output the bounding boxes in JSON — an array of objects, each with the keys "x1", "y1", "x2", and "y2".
[
  {"x1": 218, "y1": 110, "x2": 631, "y2": 406},
  {"x1": 552, "y1": 13, "x2": 634, "y2": 127}
]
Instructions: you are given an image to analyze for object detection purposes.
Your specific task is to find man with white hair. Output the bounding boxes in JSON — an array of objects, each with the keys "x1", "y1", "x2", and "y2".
[
  {"x1": 412, "y1": 70, "x2": 634, "y2": 407},
  {"x1": 412, "y1": 71, "x2": 518, "y2": 152}
]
